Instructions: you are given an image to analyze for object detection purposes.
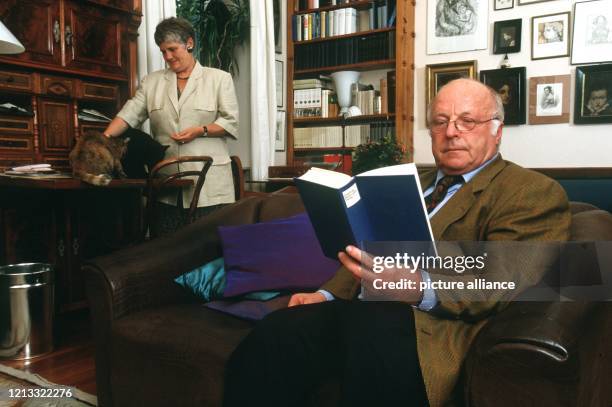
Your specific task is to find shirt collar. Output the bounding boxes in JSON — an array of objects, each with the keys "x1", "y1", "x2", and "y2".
[{"x1": 434, "y1": 153, "x2": 500, "y2": 185}]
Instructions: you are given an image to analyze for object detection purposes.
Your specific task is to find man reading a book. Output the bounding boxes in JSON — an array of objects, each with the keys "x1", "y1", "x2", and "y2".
[{"x1": 224, "y1": 79, "x2": 570, "y2": 407}]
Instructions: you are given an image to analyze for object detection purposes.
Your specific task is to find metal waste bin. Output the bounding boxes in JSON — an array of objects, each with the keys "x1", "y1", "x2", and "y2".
[{"x1": 0, "y1": 263, "x2": 54, "y2": 359}]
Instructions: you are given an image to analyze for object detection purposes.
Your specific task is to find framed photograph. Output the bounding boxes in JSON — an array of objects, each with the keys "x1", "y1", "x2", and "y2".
[
  {"x1": 494, "y1": 0, "x2": 514, "y2": 11},
  {"x1": 531, "y1": 12, "x2": 570, "y2": 60},
  {"x1": 518, "y1": 0, "x2": 555, "y2": 5},
  {"x1": 273, "y1": 0, "x2": 284, "y2": 54},
  {"x1": 426, "y1": 0, "x2": 488, "y2": 55},
  {"x1": 275, "y1": 110, "x2": 286, "y2": 151},
  {"x1": 275, "y1": 60, "x2": 283, "y2": 108},
  {"x1": 480, "y1": 67, "x2": 526, "y2": 125},
  {"x1": 425, "y1": 60, "x2": 477, "y2": 107},
  {"x1": 574, "y1": 63, "x2": 612, "y2": 124},
  {"x1": 529, "y1": 75, "x2": 570, "y2": 124},
  {"x1": 571, "y1": 0, "x2": 612, "y2": 65},
  {"x1": 493, "y1": 19, "x2": 522, "y2": 54}
]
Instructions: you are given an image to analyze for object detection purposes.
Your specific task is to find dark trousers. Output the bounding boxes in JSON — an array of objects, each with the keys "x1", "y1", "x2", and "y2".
[{"x1": 224, "y1": 300, "x2": 428, "y2": 407}]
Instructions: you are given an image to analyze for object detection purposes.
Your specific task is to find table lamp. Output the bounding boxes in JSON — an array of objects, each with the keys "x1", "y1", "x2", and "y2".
[
  {"x1": 331, "y1": 71, "x2": 361, "y2": 117},
  {"x1": 0, "y1": 21, "x2": 25, "y2": 54}
]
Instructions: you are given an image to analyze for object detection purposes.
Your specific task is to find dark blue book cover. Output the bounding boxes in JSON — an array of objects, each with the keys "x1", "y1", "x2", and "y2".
[{"x1": 295, "y1": 164, "x2": 433, "y2": 259}]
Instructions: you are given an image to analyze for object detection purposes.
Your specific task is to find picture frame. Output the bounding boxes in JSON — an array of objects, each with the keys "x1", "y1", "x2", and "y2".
[
  {"x1": 425, "y1": 60, "x2": 478, "y2": 108},
  {"x1": 273, "y1": 0, "x2": 284, "y2": 54},
  {"x1": 480, "y1": 67, "x2": 526, "y2": 125},
  {"x1": 571, "y1": 0, "x2": 612, "y2": 65},
  {"x1": 275, "y1": 60, "x2": 284, "y2": 108},
  {"x1": 275, "y1": 110, "x2": 286, "y2": 151},
  {"x1": 528, "y1": 75, "x2": 570, "y2": 125},
  {"x1": 574, "y1": 63, "x2": 612, "y2": 124},
  {"x1": 494, "y1": 0, "x2": 514, "y2": 11},
  {"x1": 531, "y1": 12, "x2": 571, "y2": 60},
  {"x1": 493, "y1": 19, "x2": 522, "y2": 54},
  {"x1": 518, "y1": 0, "x2": 555, "y2": 5},
  {"x1": 426, "y1": 0, "x2": 488, "y2": 55}
]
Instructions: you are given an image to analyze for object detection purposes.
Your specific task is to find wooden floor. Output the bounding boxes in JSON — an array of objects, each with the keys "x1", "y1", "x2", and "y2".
[{"x1": 0, "y1": 309, "x2": 97, "y2": 395}]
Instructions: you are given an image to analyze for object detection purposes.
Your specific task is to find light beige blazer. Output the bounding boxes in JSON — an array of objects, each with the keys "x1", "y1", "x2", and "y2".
[{"x1": 117, "y1": 62, "x2": 239, "y2": 207}]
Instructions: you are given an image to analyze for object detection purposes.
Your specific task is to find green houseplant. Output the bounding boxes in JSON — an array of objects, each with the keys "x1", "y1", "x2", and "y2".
[
  {"x1": 177, "y1": 0, "x2": 249, "y2": 74},
  {"x1": 351, "y1": 134, "x2": 406, "y2": 175}
]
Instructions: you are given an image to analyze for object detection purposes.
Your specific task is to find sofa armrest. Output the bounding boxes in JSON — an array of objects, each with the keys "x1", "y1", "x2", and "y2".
[
  {"x1": 463, "y1": 300, "x2": 599, "y2": 406},
  {"x1": 84, "y1": 196, "x2": 264, "y2": 321}
]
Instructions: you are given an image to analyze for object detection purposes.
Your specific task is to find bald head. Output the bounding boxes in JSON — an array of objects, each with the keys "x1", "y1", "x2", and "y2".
[{"x1": 428, "y1": 78, "x2": 505, "y2": 126}]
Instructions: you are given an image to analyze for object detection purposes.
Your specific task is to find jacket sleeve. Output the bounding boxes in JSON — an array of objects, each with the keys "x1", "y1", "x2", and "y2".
[
  {"x1": 117, "y1": 75, "x2": 149, "y2": 129},
  {"x1": 213, "y1": 72, "x2": 239, "y2": 138}
]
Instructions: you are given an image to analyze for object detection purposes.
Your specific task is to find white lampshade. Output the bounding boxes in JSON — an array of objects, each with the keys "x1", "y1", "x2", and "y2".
[
  {"x1": 331, "y1": 71, "x2": 360, "y2": 115},
  {"x1": 0, "y1": 21, "x2": 25, "y2": 54}
]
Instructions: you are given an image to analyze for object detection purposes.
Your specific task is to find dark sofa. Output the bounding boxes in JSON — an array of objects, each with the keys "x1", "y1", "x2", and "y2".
[{"x1": 85, "y1": 193, "x2": 612, "y2": 407}]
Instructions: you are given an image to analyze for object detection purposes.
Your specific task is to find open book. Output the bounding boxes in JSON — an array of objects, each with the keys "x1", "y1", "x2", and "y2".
[{"x1": 294, "y1": 163, "x2": 434, "y2": 259}]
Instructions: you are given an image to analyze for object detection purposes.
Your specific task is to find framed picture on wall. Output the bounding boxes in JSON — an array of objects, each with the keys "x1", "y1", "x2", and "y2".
[
  {"x1": 480, "y1": 67, "x2": 526, "y2": 125},
  {"x1": 571, "y1": 0, "x2": 612, "y2": 65},
  {"x1": 425, "y1": 60, "x2": 477, "y2": 108},
  {"x1": 574, "y1": 64, "x2": 612, "y2": 124},
  {"x1": 528, "y1": 75, "x2": 570, "y2": 124},
  {"x1": 494, "y1": 0, "x2": 514, "y2": 11},
  {"x1": 426, "y1": 0, "x2": 488, "y2": 54},
  {"x1": 493, "y1": 19, "x2": 522, "y2": 54},
  {"x1": 531, "y1": 12, "x2": 571, "y2": 60},
  {"x1": 518, "y1": 0, "x2": 555, "y2": 5},
  {"x1": 275, "y1": 110, "x2": 286, "y2": 151},
  {"x1": 273, "y1": 0, "x2": 283, "y2": 54},
  {"x1": 275, "y1": 60, "x2": 284, "y2": 108}
]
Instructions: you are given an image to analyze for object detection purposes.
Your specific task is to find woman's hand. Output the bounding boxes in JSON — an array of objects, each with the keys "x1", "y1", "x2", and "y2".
[{"x1": 171, "y1": 126, "x2": 205, "y2": 144}]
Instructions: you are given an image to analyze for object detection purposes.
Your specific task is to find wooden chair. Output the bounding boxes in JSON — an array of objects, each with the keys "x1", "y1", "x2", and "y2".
[{"x1": 144, "y1": 155, "x2": 245, "y2": 239}]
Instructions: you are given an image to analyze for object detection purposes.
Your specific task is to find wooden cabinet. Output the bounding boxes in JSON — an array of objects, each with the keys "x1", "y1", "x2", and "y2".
[
  {"x1": 286, "y1": 0, "x2": 415, "y2": 169},
  {"x1": 0, "y1": 0, "x2": 130, "y2": 80}
]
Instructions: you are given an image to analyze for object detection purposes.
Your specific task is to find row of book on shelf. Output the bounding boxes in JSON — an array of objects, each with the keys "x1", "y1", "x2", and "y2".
[
  {"x1": 293, "y1": 121, "x2": 395, "y2": 148},
  {"x1": 292, "y1": 1, "x2": 395, "y2": 42},
  {"x1": 293, "y1": 71, "x2": 395, "y2": 119},
  {"x1": 294, "y1": 31, "x2": 394, "y2": 70}
]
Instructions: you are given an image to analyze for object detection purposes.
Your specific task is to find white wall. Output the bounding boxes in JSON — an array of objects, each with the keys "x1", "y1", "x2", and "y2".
[
  {"x1": 413, "y1": 0, "x2": 612, "y2": 168},
  {"x1": 228, "y1": 43, "x2": 252, "y2": 168}
]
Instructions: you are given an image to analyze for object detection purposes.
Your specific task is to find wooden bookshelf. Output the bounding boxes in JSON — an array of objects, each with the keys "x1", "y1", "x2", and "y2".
[{"x1": 286, "y1": 0, "x2": 415, "y2": 169}]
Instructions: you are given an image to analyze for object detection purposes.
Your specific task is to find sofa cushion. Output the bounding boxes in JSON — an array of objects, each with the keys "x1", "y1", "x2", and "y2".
[
  {"x1": 110, "y1": 304, "x2": 253, "y2": 407},
  {"x1": 219, "y1": 213, "x2": 340, "y2": 297},
  {"x1": 257, "y1": 193, "x2": 305, "y2": 222}
]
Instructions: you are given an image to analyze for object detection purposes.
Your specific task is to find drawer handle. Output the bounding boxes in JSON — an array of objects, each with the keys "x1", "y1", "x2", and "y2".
[{"x1": 4, "y1": 76, "x2": 15, "y2": 83}]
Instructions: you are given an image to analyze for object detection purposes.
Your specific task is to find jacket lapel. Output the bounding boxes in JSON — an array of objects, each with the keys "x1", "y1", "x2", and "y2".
[
  {"x1": 164, "y1": 69, "x2": 179, "y2": 116},
  {"x1": 424, "y1": 155, "x2": 507, "y2": 240},
  {"x1": 178, "y1": 62, "x2": 202, "y2": 110}
]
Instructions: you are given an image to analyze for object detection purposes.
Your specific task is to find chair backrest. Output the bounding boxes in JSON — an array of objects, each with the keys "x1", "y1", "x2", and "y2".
[{"x1": 230, "y1": 155, "x2": 245, "y2": 201}]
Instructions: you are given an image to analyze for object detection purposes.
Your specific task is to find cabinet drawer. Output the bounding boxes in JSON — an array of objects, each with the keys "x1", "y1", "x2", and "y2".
[
  {"x1": 78, "y1": 81, "x2": 119, "y2": 101},
  {"x1": 0, "y1": 70, "x2": 35, "y2": 93},
  {"x1": 0, "y1": 117, "x2": 34, "y2": 135},
  {"x1": 42, "y1": 76, "x2": 75, "y2": 98},
  {"x1": 0, "y1": 135, "x2": 34, "y2": 153},
  {"x1": 43, "y1": 156, "x2": 71, "y2": 170},
  {"x1": 80, "y1": 123, "x2": 107, "y2": 136}
]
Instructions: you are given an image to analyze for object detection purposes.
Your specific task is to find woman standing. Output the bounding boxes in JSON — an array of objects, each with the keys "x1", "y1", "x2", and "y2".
[{"x1": 103, "y1": 17, "x2": 239, "y2": 235}]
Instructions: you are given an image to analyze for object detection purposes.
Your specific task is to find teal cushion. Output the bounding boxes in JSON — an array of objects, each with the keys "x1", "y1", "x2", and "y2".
[{"x1": 174, "y1": 257, "x2": 280, "y2": 301}]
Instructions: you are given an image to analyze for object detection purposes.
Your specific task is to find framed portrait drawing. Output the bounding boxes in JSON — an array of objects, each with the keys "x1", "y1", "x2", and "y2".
[
  {"x1": 493, "y1": 19, "x2": 522, "y2": 54},
  {"x1": 275, "y1": 60, "x2": 284, "y2": 108},
  {"x1": 494, "y1": 0, "x2": 514, "y2": 11},
  {"x1": 275, "y1": 110, "x2": 286, "y2": 151},
  {"x1": 531, "y1": 12, "x2": 571, "y2": 60},
  {"x1": 528, "y1": 75, "x2": 570, "y2": 125},
  {"x1": 426, "y1": 0, "x2": 488, "y2": 54},
  {"x1": 571, "y1": 0, "x2": 612, "y2": 65},
  {"x1": 480, "y1": 67, "x2": 526, "y2": 125},
  {"x1": 574, "y1": 63, "x2": 612, "y2": 124},
  {"x1": 425, "y1": 60, "x2": 477, "y2": 108},
  {"x1": 273, "y1": 0, "x2": 284, "y2": 54}
]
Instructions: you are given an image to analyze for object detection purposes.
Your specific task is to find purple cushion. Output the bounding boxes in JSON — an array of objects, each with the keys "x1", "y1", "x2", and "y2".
[{"x1": 219, "y1": 213, "x2": 340, "y2": 298}]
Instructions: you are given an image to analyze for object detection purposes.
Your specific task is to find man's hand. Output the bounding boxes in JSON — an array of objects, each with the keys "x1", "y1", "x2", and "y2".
[
  {"x1": 338, "y1": 245, "x2": 423, "y2": 303},
  {"x1": 288, "y1": 292, "x2": 326, "y2": 307},
  {"x1": 171, "y1": 126, "x2": 204, "y2": 144}
]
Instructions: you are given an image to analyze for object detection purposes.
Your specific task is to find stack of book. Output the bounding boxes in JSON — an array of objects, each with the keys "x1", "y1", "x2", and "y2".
[
  {"x1": 293, "y1": 126, "x2": 343, "y2": 148},
  {"x1": 294, "y1": 31, "x2": 395, "y2": 70},
  {"x1": 294, "y1": 78, "x2": 339, "y2": 118},
  {"x1": 344, "y1": 124, "x2": 371, "y2": 147},
  {"x1": 293, "y1": 8, "x2": 359, "y2": 41}
]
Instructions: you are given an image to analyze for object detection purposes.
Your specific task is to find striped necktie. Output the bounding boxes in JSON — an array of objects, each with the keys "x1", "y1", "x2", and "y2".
[{"x1": 425, "y1": 175, "x2": 464, "y2": 213}]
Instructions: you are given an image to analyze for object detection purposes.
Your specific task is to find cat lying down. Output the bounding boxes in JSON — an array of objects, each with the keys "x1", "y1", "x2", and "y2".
[{"x1": 69, "y1": 128, "x2": 168, "y2": 186}]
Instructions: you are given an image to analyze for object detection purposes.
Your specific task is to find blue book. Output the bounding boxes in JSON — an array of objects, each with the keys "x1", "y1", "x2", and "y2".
[{"x1": 294, "y1": 164, "x2": 434, "y2": 259}]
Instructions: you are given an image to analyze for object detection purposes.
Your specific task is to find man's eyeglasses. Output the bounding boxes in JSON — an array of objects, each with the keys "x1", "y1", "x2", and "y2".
[{"x1": 429, "y1": 117, "x2": 500, "y2": 133}]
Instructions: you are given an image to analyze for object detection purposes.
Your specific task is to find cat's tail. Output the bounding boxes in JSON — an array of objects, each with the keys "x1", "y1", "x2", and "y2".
[{"x1": 75, "y1": 171, "x2": 112, "y2": 186}]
